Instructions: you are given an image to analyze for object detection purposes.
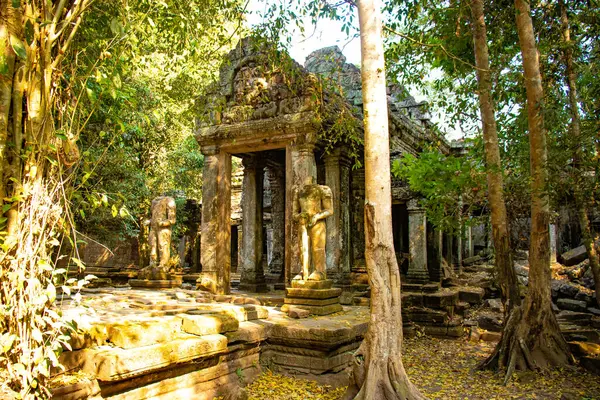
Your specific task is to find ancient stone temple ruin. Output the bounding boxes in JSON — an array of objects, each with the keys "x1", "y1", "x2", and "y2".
[
  {"x1": 193, "y1": 38, "x2": 475, "y2": 299},
  {"x1": 51, "y1": 38, "x2": 498, "y2": 400}
]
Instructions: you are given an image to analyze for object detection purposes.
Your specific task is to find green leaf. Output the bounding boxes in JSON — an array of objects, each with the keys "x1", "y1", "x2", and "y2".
[
  {"x1": 10, "y1": 35, "x2": 27, "y2": 60},
  {"x1": 12, "y1": 0, "x2": 20, "y2": 7},
  {"x1": 111, "y1": 204, "x2": 118, "y2": 217}
]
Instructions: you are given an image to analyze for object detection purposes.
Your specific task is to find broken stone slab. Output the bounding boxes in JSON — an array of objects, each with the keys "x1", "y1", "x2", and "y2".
[
  {"x1": 557, "y1": 298, "x2": 588, "y2": 313},
  {"x1": 285, "y1": 287, "x2": 342, "y2": 299},
  {"x1": 284, "y1": 297, "x2": 340, "y2": 306},
  {"x1": 551, "y1": 279, "x2": 581, "y2": 299},
  {"x1": 181, "y1": 314, "x2": 239, "y2": 336},
  {"x1": 561, "y1": 245, "x2": 588, "y2": 266},
  {"x1": 458, "y1": 287, "x2": 485, "y2": 304},
  {"x1": 280, "y1": 303, "x2": 343, "y2": 316},
  {"x1": 339, "y1": 291, "x2": 354, "y2": 305},
  {"x1": 187, "y1": 304, "x2": 268, "y2": 322},
  {"x1": 225, "y1": 321, "x2": 270, "y2": 344},
  {"x1": 477, "y1": 312, "x2": 503, "y2": 332},
  {"x1": 485, "y1": 298, "x2": 505, "y2": 313},
  {"x1": 288, "y1": 306, "x2": 310, "y2": 319},
  {"x1": 62, "y1": 333, "x2": 228, "y2": 382}
]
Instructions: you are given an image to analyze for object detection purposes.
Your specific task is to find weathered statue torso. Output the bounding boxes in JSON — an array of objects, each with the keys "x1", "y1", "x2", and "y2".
[
  {"x1": 293, "y1": 177, "x2": 333, "y2": 282},
  {"x1": 139, "y1": 196, "x2": 176, "y2": 280}
]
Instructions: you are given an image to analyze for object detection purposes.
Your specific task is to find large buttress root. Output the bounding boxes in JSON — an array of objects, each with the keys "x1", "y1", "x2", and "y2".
[{"x1": 480, "y1": 300, "x2": 572, "y2": 383}]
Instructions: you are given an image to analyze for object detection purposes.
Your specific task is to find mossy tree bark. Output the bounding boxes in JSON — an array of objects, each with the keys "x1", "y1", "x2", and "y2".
[
  {"x1": 343, "y1": 1, "x2": 425, "y2": 399},
  {"x1": 480, "y1": 0, "x2": 572, "y2": 381},
  {"x1": 559, "y1": 0, "x2": 600, "y2": 307}
]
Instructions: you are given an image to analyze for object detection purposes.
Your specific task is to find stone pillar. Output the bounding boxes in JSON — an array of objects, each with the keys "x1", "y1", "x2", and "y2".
[
  {"x1": 197, "y1": 146, "x2": 231, "y2": 294},
  {"x1": 465, "y1": 224, "x2": 474, "y2": 258},
  {"x1": 285, "y1": 141, "x2": 317, "y2": 283},
  {"x1": 549, "y1": 223, "x2": 557, "y2": 263},
  {"x1": 351, "y1": 168, "x2": 366, "y2": 272},
  {"x1": 426, "y1": 222, "x2": 442, "y2": 283},
  {"x1": 324, "y1": 149, "x2": 351, "y2": 283},
  {"x1": 407, "y1": 199, "x2": 429, "y2": 283},
  {"x1": 239, "y1": 156, "x2": 268, "y2": 292},
  {"x1": 267, "y1": 164, "x2": 285, "y2": 277}
]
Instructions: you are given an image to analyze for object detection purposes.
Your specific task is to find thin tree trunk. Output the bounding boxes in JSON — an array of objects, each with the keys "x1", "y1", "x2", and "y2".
[
  {"x1": 483, "y1": 0, "x2": 572, "y2": 381},
  {"x1": 560, "y1": 0, "x2": 600, "y2": 307},
  {"x1": 469, "y1": 0, "x2": 523, "y2": 370},
  {"x1": 344, "y1": 1, "x2": 425, "y2": 399}
]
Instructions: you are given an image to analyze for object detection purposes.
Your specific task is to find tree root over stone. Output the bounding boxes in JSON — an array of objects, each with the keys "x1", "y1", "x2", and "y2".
[{"x1": 479, "y1": 302, "x2": 573, "y2": 384}]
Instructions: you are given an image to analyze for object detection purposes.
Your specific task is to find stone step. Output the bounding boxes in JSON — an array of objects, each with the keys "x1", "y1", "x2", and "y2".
[
  {"x1": 422, "y1": 290, "x2": 459, "y2": 309},
  {"x1": 285, "y1": 287, "x2": 342, "y2": 299},
  {"x1": 458, "y1": 287, "x2": 485, "y2": 304},
  {"x1": 188, "y1": 304, "x2": 269, "y2": 322}
]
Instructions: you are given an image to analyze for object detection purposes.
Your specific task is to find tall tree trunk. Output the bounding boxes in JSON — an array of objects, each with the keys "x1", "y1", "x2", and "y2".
[
  {"x1": 344, "y1": 1, "x2": 425, "y2": 399},
  {"x1": 469, "y1": 0, "x2": 521, "y2": 317},
  {"x1": 484, "y1": 0, "x2": 572, "y2": 381},
  {"x1": 560, "y1": 0, "x2": 600, "y2": 307}
]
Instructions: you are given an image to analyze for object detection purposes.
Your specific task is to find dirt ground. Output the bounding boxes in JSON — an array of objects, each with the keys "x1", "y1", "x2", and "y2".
[{"x1": 246, "y1": 336, "x2": 600, "y2": 400}]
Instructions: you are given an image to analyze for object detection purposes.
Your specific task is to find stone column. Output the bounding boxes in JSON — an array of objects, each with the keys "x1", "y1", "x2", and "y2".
[
  {"x1": 239, "y1": 156, "x2": 268, "y2": 292},
  {"x1": 267, "y1": 164, "x2": 285, "y2": 277},
  {"x1": 549, "y1": 223, "x2": 557, "y2": 263},
  {"x1": 324, "y1": 149, "x2": 351, "y2": 283},
  {"x1": 407, "y1": 199, "x2": 429, "y2": 283},
  {"x1": 465, "y1": 224, "x2": 474, "y2": 258},
  {"x1": 351, "y1": 168, "x2": 366, "y2": 272},
  {"x1": 426, "y1": 223, "x2": 442, "y2": 283},
  {"x1": 197, "y1": 146, "x2": 231, "y2": 294},
  {"x1": 285, "y1": 141, "x2": 317, "y2": 283}
]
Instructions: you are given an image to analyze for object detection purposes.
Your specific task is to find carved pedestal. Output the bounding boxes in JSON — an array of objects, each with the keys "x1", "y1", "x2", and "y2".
[{"x1": 282, "y1": 279, "x2": 343, "y2": 316}]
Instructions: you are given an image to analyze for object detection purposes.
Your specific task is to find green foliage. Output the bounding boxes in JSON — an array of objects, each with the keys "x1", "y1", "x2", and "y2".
[{"x1": 392, "y1": 143, "x2": 486, "y2": 231}]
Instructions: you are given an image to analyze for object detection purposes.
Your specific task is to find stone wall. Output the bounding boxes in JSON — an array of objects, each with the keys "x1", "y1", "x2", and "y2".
[{"x1": 79, "y1": 238, "x2": 139, "y2": 269}]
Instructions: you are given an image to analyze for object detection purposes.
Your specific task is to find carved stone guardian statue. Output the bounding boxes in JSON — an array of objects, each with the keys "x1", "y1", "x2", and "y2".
[
  {"x1": 131, "y1": 196, "x2": 181, "y2": 288},
  {"x1": 292, "y1": 176, "x2": 334, "y2": 281}
]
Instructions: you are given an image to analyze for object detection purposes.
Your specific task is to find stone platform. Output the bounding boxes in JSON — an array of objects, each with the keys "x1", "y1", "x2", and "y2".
[
  {"x1": 281, "y1": 279, "x2": 343, "y2": 316},
  {"x1": 51, "y1": 288, "x2": 368, "y2": 399}
]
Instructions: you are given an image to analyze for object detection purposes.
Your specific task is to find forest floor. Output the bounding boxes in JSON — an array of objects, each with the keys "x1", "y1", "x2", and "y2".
[{"x1": 246, "y1": 336, "x2": 600, "y2": 400}]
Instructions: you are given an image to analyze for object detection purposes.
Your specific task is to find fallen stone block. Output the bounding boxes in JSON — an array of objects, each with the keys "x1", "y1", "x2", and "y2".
[
  {"x1": 557, "y1": 298, "x2": 588, "y2": 313},
  {"x1": 462, "y1": 255, "x2": 482, "y2": 266},
  {"x1": 458, "y1": 287, "x2": 485, "y2": 304},
  {"x1": 288, "y1": 306, "x2": 310, "y2": 319},
  {"x1": 422, "y1": 290, "x2": 459, "y2": 309},
  {"x1": 477, "y1": 312, "x2": 503, "y2": 332},
  {"x1": 480, "y1": 331, "x2": 501, "y2": 342},
  {"x1": 561, "y1": 245, "x2": 588, "y2": 266},
  {"x1": 225, "y1": 321, "x2": 270, "y2": 344},
  {"x1": 556, "y1": 310, "x2": 592, "y2": 326},
  {"x1": 485, "y1": 298, "x2": 504, "y2": 313},
  {"x1": 181, "y1": 313, "x2": 239, "y2": 336}
]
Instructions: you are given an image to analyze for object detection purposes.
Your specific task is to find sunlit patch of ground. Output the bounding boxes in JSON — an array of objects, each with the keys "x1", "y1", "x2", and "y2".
[
  {"x1": 246, "y1": 370, "x2": 346, "y2": 400},
  {"x1": 246, "y1": 336, "x2": 600, "y2": 399}
]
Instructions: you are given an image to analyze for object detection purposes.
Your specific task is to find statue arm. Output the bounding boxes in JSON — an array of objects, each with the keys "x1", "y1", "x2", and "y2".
[
  {"x1": 292, "y1": 188, "x2": 303, "y2": 223},
  {"x1": 309, "y1": 186, "x2": 333, "y2": 226}
]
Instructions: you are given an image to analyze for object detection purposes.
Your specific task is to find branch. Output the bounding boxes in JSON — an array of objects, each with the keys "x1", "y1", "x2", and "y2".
[{"x1": 383, "y1": 25, "x2": 483, "y2": 72}]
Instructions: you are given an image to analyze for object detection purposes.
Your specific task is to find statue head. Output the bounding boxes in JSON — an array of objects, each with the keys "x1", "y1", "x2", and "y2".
[{"x1": 303, "y1": 175, "x2": 314, "y2": 186}]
